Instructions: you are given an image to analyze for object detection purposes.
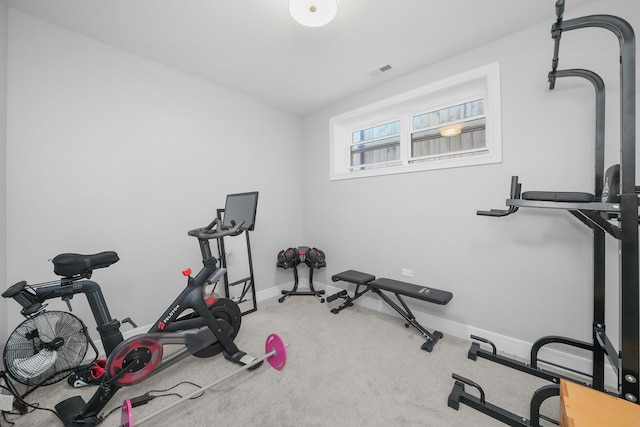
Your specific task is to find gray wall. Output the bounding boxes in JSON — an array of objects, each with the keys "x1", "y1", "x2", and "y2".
[
  {"x1": 0, "y1": 0, "x2": 8, "y2": 359},
  {"x1": 301, "y1": 0, "x2": 639, "y2": 369},
  {"x1": 2, "y1": 0, "x2": 638, "y2": 377},
  {"x1": 5, "y1": 10, "x2": 304, "y2": 338}
]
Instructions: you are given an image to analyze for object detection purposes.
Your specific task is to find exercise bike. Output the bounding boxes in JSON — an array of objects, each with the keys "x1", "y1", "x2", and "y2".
[{"x1": 3, "y1": 217, "x2": 259, "y2": 426}]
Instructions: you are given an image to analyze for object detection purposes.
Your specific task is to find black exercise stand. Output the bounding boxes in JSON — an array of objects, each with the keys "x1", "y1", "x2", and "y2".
[
  {"x1": 216, "y1": 192, "x2": 259, "y2": 315},
  {"x1": 449, "y1": 1, "x2": 639, "y2": 425},
  {"x1": 277, "y1": 247, "x2": 326, "y2": 303}
]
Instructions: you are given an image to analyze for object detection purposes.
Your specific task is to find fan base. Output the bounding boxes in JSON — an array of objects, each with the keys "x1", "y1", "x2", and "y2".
[{"x1": 55, "y1": 395, "x2": 90, "y2": 427}]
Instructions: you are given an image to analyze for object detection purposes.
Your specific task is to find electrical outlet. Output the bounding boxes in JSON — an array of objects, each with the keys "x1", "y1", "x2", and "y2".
[{"x1": 402, "y1": 268, "x2": 413, "y2": 277}]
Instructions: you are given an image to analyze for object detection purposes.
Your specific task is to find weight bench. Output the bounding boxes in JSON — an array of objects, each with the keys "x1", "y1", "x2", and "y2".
[{"x1": 329, "y1": 269, "x2": 453, "y2": 352}]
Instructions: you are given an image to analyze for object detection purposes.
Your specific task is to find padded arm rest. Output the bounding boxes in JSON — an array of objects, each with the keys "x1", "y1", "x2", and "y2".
[
  {"x1": 370, "y1": 278, "x2": 453, "y2": 305},
  {"x1": 522, "y1": 191, "x2": 594, "y2": 203}
]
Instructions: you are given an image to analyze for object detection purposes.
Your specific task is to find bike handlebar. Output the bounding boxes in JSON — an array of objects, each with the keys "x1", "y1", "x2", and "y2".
[
  {"x1": 556, "y1": 0, "x2": 565, "y2": 20},
  {"x1": 187, "y1": 218, "x2": 245, "y2": 240}
]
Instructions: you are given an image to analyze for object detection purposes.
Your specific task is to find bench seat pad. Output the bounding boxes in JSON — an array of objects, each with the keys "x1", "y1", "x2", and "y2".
[
  {"x1": 331, "y1": 270, "x2": 376, "y2": 286},
  {"x1": 370, "y1": 278, "x2": 453, "y2": 305}
]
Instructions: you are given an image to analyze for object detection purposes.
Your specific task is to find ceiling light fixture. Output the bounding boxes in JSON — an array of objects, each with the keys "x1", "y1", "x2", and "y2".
[
  {"x1": 289, "y1": 0, "x2": 338, "y2": 27},
  {"x1": 440, "y1": 126, "x2": 462, "y2": 137}
]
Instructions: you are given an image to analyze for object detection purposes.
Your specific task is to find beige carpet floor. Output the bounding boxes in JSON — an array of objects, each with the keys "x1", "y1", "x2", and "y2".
[{"x1": 2, "y1": 294, "x2": 559, "y2": 426}]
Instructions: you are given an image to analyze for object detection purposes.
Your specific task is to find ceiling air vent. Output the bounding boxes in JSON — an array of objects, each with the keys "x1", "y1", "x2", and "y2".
[{"x1": 366, "y1": 64, "x2": 393, "y2": 77}]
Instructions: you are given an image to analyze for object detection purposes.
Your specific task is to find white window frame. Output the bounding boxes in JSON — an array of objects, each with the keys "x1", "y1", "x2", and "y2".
[{"x1": 329, "y1": 62, "x2": 502, "y2": 180}]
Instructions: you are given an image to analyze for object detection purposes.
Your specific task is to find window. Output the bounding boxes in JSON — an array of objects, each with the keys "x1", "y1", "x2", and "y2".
[
  {"x1": 410, "y1": 99, "x2": 486, "y2": 163},
  {"x1": 330, "y1": 63, "x2": 501, "y2": 180},
  {"x1": 351, "y1": 120, "x2": 401, "y2": 170}
]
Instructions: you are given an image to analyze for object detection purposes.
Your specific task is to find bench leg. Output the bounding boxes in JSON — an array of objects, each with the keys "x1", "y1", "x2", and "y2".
[{"x1": 373, "y1": 290, "x2": 444, "y2": 352}]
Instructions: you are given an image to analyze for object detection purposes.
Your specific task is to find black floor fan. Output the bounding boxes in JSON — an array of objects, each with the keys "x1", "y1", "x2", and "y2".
[{"x1": 3, "y1": 310, "x2": 96, "y2": 397}]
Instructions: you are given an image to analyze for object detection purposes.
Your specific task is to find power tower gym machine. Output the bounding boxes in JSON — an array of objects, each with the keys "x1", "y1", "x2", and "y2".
[{"x1": 448, "y1": 1, "x2": 639, "y2": 425}]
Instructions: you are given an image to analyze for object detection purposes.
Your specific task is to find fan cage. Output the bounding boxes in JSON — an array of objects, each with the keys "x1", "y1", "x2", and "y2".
[{"x1": 3, "y1": 311, "x2": 90, "y2": 386}]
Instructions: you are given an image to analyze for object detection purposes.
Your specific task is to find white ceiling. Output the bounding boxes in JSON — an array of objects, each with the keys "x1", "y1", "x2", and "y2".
[{"x1": 7, "y1": 0, "x2": 599, "y2": 115}]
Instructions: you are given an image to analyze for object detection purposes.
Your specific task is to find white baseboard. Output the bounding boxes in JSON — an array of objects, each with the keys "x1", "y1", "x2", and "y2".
[
  {"x1": 255, "y1": 281, "x2": 294, "y2": 301},
  {"x1": 427, "y1": 312, "x2": 618, "y2": 388},
  {"x1": 319, "y1": 282, "x2": 618, "y2": 389},
  {"x1": 91, "y1": 281, "x2": 617, "y2": 389}
]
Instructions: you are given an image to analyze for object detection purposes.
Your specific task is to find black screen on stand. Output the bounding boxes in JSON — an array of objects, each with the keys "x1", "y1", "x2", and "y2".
[{"x1": 222, "y1": 191, "x2": 259, "y2": 231}]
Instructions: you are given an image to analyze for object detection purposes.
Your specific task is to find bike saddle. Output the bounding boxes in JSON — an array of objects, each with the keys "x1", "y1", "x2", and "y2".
[{"x1": 52, "y1": 251, "x2": 120, "y2": 278}]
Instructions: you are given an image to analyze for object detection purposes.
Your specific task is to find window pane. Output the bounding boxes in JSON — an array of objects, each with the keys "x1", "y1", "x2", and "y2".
[
  {"x1": 351, "y1": 135, "x2": 401, "y2": 170},
  {"x1": 449, "y1": 104, "x2": 462, "y2": 121},
  {"x1": 413, "y1": 99, "x2": 485, "y2": 131},
  {"x1": 413, "y1": 114, "x2": 430, "y2": 129},
  {"x1": 411, "y1": 117, "x2": 486, "y2": 159},
  {"x1": 470, "y1": 99, "x2": 484, "y2": 116},
  {"x1": 352, "y1": 120, "x2": 400, "y2": 144},
  {"x1": 351, "y1": 120, "x2": 401, "y2": 170}
]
